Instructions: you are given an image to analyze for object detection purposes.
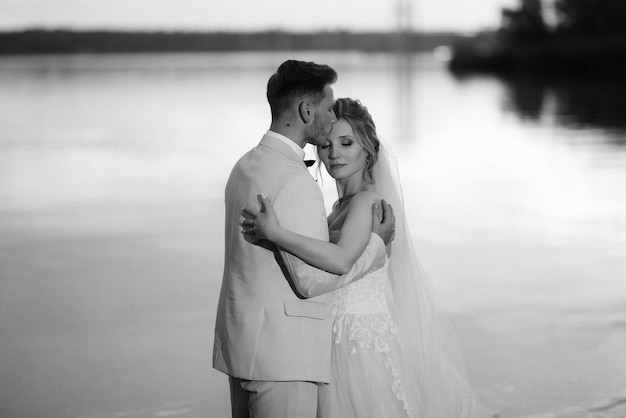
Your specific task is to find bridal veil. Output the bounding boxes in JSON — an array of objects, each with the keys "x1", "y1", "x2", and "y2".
[{"x1": 371, "y1": 142, "x2": 487, "y2": 417}]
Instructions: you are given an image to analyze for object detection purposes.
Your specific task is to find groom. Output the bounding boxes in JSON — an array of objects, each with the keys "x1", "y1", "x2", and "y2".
[{"x1": 213, "y1": 60, "x2": 395, "y2": 418}]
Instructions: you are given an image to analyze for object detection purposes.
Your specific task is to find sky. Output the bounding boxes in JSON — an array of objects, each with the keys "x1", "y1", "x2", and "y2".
[{"x1": 0, "y1": 0, "x2": 519, "y2": 33}]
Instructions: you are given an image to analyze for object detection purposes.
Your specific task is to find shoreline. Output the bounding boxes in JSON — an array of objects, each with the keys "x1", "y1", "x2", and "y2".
[{"x1": 0, "y1": 29, "x2": 463, "y2": 55}]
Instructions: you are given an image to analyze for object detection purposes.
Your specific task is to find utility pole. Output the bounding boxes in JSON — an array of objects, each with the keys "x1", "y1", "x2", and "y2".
[{"x1": 397, "y1": 0, "x2": 412, "y2": 33}]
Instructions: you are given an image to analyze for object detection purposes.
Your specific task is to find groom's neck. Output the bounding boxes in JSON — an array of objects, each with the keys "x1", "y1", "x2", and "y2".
[{"x1": 269, "y1": 122, "x2": 305, "y2": 148}]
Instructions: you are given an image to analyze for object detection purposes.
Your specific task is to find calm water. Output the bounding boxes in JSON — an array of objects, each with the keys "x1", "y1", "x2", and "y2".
[{"x1": 1, "y1": 52, "x2": 625, "y2": 418}]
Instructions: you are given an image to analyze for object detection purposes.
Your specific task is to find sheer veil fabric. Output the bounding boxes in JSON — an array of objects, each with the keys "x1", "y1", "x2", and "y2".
[{"x1": 337, "y1": 142, "x2": 489, "y2": 417}]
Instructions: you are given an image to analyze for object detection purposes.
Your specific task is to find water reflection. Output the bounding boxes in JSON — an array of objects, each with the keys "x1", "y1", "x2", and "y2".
[
  {"x1": 1, "y1": 52, "x2": 625, "y2": 418},
  {"x1": 499, "y1": 74, "x2": 626, "y2": 144},
  {"x1": 395, "y1": 52, "x2": 414, "y2": 144}
]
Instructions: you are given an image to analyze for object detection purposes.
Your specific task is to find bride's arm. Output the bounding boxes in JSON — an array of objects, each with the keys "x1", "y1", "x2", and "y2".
[{"x1": 242, "y1": 192, "x2": 381, "y2": 274}]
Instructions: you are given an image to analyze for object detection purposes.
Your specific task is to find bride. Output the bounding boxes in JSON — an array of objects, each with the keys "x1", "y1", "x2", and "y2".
[{"x1": 242, "y1": 98, "x2": 486, "y2": 417}]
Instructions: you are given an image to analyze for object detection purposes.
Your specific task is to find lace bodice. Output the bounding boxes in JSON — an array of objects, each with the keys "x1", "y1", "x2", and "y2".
[
  {"x1": 331, "y1": 257, "x2": 398, "y2": 349},
  {"x1": 332, "y1": 257, "x2": 390, "y2": 316}
]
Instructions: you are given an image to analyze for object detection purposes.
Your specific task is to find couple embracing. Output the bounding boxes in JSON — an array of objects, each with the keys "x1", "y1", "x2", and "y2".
[{"x1": 213, "y1": 60, "x2": 485, "y2": 418}]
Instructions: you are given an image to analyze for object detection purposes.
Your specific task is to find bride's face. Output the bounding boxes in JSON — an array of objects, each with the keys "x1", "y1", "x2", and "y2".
[{"x1": 318, "y1": 119, "x2": 367, "y2": 183}]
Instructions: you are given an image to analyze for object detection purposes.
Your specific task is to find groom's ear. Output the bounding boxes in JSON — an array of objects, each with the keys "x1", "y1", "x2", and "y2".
[{"x1": 298, "y1": 101, "x2": 313, "y2": 124}]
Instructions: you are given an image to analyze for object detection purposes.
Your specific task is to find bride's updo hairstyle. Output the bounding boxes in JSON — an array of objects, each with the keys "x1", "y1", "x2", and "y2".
[{"x1": 333, "y1": 98, "x2": 380, "y2": 184}]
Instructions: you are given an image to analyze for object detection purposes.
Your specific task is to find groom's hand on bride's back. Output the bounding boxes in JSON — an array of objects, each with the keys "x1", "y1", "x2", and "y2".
[{"x1": 372, "y1": 200, "x2": 395, "y2": 245}]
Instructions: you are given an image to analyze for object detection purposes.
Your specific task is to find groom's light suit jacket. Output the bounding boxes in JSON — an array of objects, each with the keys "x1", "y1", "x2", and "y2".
[{"x1": 213, "y1": 133, "x2": 386, "y2": 383}]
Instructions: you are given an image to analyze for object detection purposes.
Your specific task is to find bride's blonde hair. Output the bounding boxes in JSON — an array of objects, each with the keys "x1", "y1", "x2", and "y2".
[{"x1": 333, "y1": 98, "x2": 381, "y2": 184}]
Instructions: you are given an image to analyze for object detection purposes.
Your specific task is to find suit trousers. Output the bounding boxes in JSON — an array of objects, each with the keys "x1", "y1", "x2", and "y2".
[{"x1": 229, "y1": 377, "x2": 318, "y2": 418}]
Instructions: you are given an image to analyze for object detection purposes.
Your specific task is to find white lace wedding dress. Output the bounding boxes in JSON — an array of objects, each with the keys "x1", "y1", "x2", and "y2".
[
  {"x1": 321, "y1": 251, "x2": 481, "y2": 418},
  {"x1": 318, "y1": 144, "x2": 486, "y2": 418},
  {"x1": 326, "y1": 256, "x2": 415, "y2": 417}
]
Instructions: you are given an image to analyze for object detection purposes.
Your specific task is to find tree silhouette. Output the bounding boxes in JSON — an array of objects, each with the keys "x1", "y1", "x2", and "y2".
[
  {"x1": 501, "y1": 0, "x2": 548, "y2": 39},
  {"x1": 554, "y1": 0, "x2": 626, "y2": 36}
]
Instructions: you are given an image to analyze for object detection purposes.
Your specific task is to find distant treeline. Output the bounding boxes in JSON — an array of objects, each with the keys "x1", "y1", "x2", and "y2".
[
  {"x1": 0, "y1": 30, "x2": 463, "y2": 54},
  {"x1": 450, "y1": 33, "x2": 626, "y2": 77},
  {"x1": 449, "y1": 0, "x2": 626, "y2": 77}
]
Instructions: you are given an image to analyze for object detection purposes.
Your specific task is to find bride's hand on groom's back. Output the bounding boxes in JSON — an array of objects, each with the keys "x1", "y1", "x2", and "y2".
[{"x1": 240, "y1": 194, "x2": 280, "y2": 243}]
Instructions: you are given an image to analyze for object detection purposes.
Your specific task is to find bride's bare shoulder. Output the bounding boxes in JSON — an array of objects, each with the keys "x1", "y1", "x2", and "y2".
[{"x1": 350, "y1": 189, "x2": 384, "y2": 209}]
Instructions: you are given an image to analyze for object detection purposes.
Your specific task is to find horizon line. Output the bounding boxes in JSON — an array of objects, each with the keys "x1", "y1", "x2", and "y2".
[{"x1": 0, "y1": 26, "x2": 484, "y2": 36}]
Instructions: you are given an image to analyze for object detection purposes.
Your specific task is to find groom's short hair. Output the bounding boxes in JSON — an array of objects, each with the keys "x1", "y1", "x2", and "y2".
[{"x1": 267, "y1": 60, "x2": 337, "y2": 121}]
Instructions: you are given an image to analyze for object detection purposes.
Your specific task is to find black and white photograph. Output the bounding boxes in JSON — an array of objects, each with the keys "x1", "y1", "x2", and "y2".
[{"x1": 1, "y1": 1, "x2": 625, "y2": 417}]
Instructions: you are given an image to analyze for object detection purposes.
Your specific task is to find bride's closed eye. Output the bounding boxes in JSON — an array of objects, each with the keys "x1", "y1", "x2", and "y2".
[{"x1": 337, "y1": 134, "x2": 355, "y2": 145}]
